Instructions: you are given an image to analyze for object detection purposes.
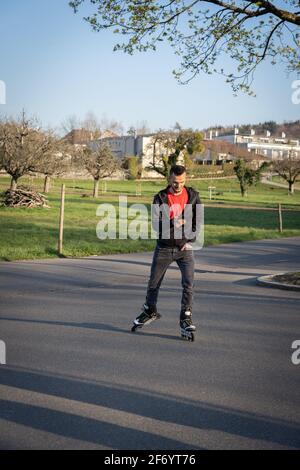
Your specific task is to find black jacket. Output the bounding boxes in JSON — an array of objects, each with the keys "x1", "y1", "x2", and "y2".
[{"x1": 152, "y1": 185, "x2": 202, "y2": 248}]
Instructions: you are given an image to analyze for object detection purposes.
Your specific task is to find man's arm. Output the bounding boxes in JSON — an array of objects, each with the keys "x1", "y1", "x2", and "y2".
[
  {"x1": 151, "y1": 194, "x2": 161, "y2": 235},
  {"x1": 181, "y1": 191, "x2": 202, "y2": 250}
]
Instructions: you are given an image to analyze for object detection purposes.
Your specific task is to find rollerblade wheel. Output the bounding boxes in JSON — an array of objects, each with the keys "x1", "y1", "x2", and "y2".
[
  {"x1": 181, "y1": 331, "x2": 195, "y2": 342},
  {"x1": 131, "y1": 325, "x2": 137, "y2": 332}
]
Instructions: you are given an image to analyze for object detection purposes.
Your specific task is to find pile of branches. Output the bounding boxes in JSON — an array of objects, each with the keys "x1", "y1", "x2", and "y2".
[{"x1": 0, "y1": 185, "x2": 49, "y2": 208}]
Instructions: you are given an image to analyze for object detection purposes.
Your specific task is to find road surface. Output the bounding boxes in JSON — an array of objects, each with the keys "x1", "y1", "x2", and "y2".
[{"x1": 0, "y1": 237, "x2": 300, "y2": 449}]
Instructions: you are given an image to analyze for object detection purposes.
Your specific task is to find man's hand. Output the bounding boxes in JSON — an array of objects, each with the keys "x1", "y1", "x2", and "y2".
[
  {"x1": 174, "y1": 218, "x2": 185, "y2": 229},
  {"x1": 180, "y1": 243, "x2": 193, "y2": 251}
]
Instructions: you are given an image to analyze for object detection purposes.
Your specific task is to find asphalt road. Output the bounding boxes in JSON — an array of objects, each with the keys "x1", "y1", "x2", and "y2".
[{"x1": 0, "y1": 237, "x2": 300, "y2": 449}]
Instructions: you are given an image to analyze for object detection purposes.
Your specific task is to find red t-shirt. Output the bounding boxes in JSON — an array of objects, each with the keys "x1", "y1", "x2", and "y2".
[{"x1": 167, "y1": 187, "x2": 188, "y2": 220}]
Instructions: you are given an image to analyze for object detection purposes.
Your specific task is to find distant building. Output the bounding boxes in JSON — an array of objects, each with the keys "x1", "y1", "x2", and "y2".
[
  {"x1": 198, "y1": 139, "x2": 265, "y2": 166},
  {"x1": 207, "y1": 128, "x2": 300, "y2": 160},
  {"x1": 89, "y1": 134, "x2": 169, "y2": 178},
  {"x1": 64, "y1": 129, "x2": 95, "y2": 147}
]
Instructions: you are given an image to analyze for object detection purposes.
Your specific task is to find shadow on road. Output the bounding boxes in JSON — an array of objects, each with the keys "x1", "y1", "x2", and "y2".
[
  {"x1": 0, "y1": 398, "x2": 196, "y2": 450},
  {"x1": 0, "y1": 317, "x2": 180, "y2": 342},
  {"x1": 0, "y1": 366, "x2": 299, "y2": 449}
]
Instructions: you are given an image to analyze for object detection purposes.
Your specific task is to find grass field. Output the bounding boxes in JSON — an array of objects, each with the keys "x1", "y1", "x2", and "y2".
[{"x1": 0, "y1": 175, "x2": 299, "y2": 261}]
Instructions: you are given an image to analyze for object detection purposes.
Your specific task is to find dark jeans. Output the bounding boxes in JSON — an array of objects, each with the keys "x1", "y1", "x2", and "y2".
[{"x1": 146, "y1": 244, "x2": 195, "y2": 316}]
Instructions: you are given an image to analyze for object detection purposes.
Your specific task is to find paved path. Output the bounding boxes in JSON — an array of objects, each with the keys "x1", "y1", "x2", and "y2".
[{"x1": 0, "y1": 237, "x2": 300, "y2": 449}]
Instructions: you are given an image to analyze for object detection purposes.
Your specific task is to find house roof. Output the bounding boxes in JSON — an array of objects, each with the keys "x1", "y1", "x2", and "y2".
[{"x1": 203, "y1": 139, "x2": 266, "y2": 160}]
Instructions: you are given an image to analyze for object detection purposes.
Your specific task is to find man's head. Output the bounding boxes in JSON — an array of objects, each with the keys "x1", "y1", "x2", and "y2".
[{"x1": 169, "y1": 165, "x2": 186, "y2": 194}]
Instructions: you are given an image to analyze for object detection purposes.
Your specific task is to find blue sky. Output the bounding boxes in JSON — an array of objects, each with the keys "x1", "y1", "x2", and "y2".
[{"x1": 0, "y1": 0, "x2": 299, "y2": 134}]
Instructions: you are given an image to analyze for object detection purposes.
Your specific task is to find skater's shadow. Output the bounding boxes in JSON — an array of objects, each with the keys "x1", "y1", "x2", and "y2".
[{"x1": 0, "y1": 317, "x2": 181, "y2": 342}]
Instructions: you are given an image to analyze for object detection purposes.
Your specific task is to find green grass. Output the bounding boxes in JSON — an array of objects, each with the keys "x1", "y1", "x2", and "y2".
[
  {"x1": 1, "y1": 175, "x2": 300, "y2": 207},
  {"x1": 0, "y1": 175, "x2": 300, "y2": 261}
]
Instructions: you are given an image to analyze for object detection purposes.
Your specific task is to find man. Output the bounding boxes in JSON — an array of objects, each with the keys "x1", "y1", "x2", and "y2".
[{"x1": 131, "y1": 165, "x2": 202, "y2": 340}]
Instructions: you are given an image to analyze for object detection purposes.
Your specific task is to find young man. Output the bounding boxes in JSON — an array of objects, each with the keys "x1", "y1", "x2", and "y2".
[{"x1": 131, "y1": 165, "x2": 202, "y2": 340}]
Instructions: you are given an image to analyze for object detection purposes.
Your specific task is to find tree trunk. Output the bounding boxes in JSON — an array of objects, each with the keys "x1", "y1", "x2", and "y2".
[
  {"x1": 44, "y1": 175, "x2": 51, "y2": 193},
  {"x1": 93, "y1": 179, "x2": 99, "y2": 198},
  {"x1": 10, "y1": 177, "x2": 18, "y2": 190},
  {"x1": 288, "y1": 181, "x2": 294, "y2": 194},
  {"x1": 240, "y1": 182, "x2": 246, "y2": 197}
]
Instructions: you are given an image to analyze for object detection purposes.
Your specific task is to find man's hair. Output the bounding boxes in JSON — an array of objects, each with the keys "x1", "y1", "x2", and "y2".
[{"x1": 169, "y1": 165, "x2": 186, "y2": 176}]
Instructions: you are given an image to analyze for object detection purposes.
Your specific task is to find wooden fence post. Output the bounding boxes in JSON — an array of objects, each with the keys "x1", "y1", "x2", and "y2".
[
  {"x1": 136, "y1": 181, "x2": 142, "y2": 196},
  {"x1": 278, "y1": 203, "x2": 283, "y2": 233},
  {"x1": 58, "y1": 184, "x2": 65, "y2": 255},
  {"x1": 102, "y1": 181, "x2": 107, "y2": 194}
]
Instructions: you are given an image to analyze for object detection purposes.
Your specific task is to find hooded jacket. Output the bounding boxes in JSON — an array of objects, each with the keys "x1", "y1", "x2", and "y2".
[{"x1": 152, "y1": 185, "x2": 202, "y2": 249}]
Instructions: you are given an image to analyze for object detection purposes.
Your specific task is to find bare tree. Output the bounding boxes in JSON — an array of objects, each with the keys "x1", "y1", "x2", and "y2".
[
  {"x1": 0, "y1": 113, "x2": 63, "y2": 190},
  {"x1": 272, "y1": 150, "x2": 300, "y2": 194},
  {"x1": 127, "y1": 121, "x2": 151, "y2": 136},
  {"x1": 62, "y1": 113, "x2": 124, "y2": 140},
  {"x1": 82, "y1": 111, "x2": 102, "y2": 139},
  {"x1": 35, "y1": 138, "x2": 72, "y2": 193},
  {"x1": 99, "y1": 116, "x2": 124, "y2": 136},
  {"x1": 61, "y1": 112, "x2": 101, "y2": 140},
  {"x1": 79, "y1": 142, "x2": 121, "y2": 197},
  {"x1": 61, "y1": 114, "x2": 81, "y2": 135},
  {"x1": 136, "y1": 120, "x2": 151, "y2": 136}
]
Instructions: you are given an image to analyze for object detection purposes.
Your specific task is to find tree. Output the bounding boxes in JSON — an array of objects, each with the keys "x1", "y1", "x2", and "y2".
[
  {"x1": 123, "y1": 156, "x2": 142, "y2": 180},
  {"x1": 61, "y1": 111, "x2": 102, "y2": 140},
  {"x1": 234, "y1": 158, "x2": 268, "y2": 196},
  {"x1": 69, "y1": 0, "x2": 300, "y2": 95},
  {"x1": 35, "y1": 139, "x2": 72, "y2": 193},
  {"x1": 79, "y1": 142, "x2": 121, "y2": 197},
  {"x1": 271, "y1": 150, "x2": 300, "y2": 194},
  {"x1": 127, "y1": 120, "x2": 151, "y2": 136},
  {"x1": 82, "y1": 111, "x2": 102, "y2": 139},
  {"x1": 61, "y1": 114, "x2": 81, "y2": 135},
  {"x1": 136, "y1": 120, "x2": 151, "y2": 136},
  {"x1": 99, "y1": 117, "x2": 124, "y2": 136},
  {"x1": 127, "y1": 126, "x2": 137, "y2": 137},
  {"x1": 61, "y1": 112, "x2": 123, "y2": 140},
  {"x1": 0, "y1": 113, "x2": 63, "y2": 190},
  {"x1": 146, "y1": 126, "x2": 204, "y2": 178}
]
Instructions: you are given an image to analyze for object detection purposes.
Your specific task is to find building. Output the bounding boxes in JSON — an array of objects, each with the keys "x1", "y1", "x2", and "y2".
[
  {"x1": 208, "y1": 128, "x2": 300, "y2": 160},
  {"x1": 199, "y1": 139, "x2": 266, "y2": 166},
  {"x1": 89, "y1": 134, "x2": 168, "y2": 178}
]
